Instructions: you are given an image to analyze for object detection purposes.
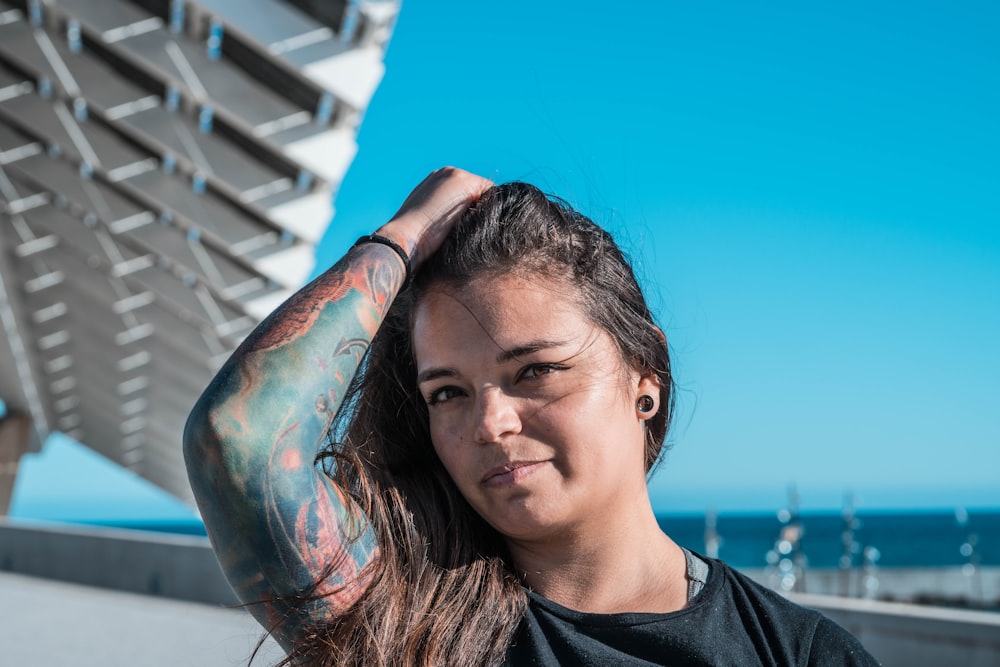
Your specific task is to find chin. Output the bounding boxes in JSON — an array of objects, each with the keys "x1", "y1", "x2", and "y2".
[{"x1": 488, "y1": 507, "x2": 573, "y2": 544}]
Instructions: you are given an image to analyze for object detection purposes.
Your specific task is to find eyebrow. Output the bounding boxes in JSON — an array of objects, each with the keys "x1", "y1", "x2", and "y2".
[
  {"x1": 494, "y1": 339, "x2": 565, "y2": 363},
  {"x1": 415, "y1": 339, "x2": 566, "y2": 385},
  {"x1": 416, "y1": 367, "x2": 457, "y2": 385}
]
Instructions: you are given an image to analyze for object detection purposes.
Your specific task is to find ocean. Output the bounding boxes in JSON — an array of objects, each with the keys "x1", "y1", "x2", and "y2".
[{"x1": 74, "y1": 509, "x2": 999, "y2": 570}]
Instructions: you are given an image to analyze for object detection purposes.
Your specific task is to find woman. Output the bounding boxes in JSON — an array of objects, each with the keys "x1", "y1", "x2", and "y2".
[{"x1": 184, "y1": 168, "x2": 877, "y2": 665}]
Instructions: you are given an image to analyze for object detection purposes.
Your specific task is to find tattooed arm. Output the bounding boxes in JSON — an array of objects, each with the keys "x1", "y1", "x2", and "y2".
[{"x1": 183, "y1": 168, "x2": 492, "y2": 651}]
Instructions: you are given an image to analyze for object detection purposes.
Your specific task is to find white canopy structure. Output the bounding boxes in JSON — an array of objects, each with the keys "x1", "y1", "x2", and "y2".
[{"x1": 0, "y1": 0, "x2": 398, "y2": 508}]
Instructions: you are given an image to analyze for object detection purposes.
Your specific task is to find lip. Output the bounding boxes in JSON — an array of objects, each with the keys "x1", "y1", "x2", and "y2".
[{"x1": 481, "y1": 461, "x2": 548, "y2": 487}]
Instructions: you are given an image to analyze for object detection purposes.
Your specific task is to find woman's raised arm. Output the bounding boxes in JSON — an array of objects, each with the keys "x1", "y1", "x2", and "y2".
[{"x1": 182, "y1": 168, "x2": 491, "y2": 649}]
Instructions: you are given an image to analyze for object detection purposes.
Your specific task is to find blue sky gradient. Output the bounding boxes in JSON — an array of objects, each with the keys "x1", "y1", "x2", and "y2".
[{"x1": 11, "y1": 1, "x2": 998, "y2": 518}]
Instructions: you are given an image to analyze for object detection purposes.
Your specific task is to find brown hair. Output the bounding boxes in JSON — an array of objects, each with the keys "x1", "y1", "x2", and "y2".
[{"x1": 287, "y1": 182, "x2": 674, "y2": 665}]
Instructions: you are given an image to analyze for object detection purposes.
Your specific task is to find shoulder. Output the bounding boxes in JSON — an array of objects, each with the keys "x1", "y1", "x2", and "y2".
[
  {"x1": 710, "y1": 558, "x2": 823, "y2": 623},
  {"x1": 706, "y1": 560, "x2": 826, "y2": 639},
  {"x1": 701, "y1": 558, "x2": 879, "y2": 665},
  {"x1": 807, "y1": 616, "x2": 881, "y2": 666}
]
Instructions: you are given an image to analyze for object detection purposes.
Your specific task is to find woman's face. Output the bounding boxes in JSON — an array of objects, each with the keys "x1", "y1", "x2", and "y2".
[{"x1": 411, "y1": 272, "x2": 659, "y2": 544}]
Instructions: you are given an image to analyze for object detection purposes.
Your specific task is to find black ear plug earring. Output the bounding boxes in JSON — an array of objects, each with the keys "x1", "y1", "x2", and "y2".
[{"x1": 637, "y1": 395, "x2": 655, "y2": 413}]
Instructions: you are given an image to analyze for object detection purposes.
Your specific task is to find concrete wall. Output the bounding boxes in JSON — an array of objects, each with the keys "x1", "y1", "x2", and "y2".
[{"x1": 0, "y1": 518, "x2": 237, "y2": 605}]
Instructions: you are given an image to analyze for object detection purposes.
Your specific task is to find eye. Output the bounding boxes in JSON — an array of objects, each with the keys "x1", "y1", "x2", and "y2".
[
  {"x1": 519, "y1": 363, "x2": 567, "y2": 381},
  {"x1": 426, "y1": 385, "x2": 464, "y2": 406}
]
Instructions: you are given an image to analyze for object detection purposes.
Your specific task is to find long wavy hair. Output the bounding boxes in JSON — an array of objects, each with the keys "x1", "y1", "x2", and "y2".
[{"x1": 285, "y1": 182, "x2": 674, "y2": 666}]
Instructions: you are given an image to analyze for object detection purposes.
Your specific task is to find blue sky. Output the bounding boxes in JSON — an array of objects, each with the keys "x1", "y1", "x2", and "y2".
[{"x1": 12, "y1": 0, "x2": 999, "y2": 519}]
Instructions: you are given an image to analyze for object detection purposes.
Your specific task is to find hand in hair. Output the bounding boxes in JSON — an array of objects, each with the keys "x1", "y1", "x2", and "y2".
[{"x1": 376, "y1": 166, "x2": 493, "y2": 269}]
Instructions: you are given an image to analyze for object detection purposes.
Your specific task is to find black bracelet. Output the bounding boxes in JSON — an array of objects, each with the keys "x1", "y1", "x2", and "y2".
[{"x1": 353, "y1": 234, "x2": 412, "y2": 290}]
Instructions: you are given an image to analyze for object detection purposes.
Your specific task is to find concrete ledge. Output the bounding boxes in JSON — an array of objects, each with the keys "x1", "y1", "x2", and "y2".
[
  {"x1": 0, "y1": 517, "x2": 237, "y2": 605},
  {"x1": 791, "y1": 592, "x2": 1000, "y2": 667},
  {"x1": 743, "y1": 566, "x2": 1000, "y2": 605}
]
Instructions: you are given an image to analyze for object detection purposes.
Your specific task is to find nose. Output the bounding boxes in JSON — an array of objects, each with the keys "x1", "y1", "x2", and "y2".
[{"x1": 473, "y1": 387, "x2": 521, "y2": 444}]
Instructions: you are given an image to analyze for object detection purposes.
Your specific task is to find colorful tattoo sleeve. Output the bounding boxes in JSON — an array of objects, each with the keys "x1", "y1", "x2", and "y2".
[{"x1": 183, "y1": 242, "x2": 404, "y2": 649}]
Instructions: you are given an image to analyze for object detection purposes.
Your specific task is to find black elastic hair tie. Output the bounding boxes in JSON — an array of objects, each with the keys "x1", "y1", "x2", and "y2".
[{"x1": 353, "y1": 234, "x2": 412, "y2": 290}]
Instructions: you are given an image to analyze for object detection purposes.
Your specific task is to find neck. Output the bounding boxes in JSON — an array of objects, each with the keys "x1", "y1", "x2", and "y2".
[{"x1": 506, "y1": 497, "x2": 689, "y2": 614}]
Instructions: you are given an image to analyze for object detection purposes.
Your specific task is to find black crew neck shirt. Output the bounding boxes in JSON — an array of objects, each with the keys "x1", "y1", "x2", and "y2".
[{"x1": 503, "y1": 556, "x2": 879, "y2": 666}]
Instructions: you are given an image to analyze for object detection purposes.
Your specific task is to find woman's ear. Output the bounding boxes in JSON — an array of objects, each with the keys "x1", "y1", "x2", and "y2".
[{"x1": 635, "y1": 371, "x2": 662, "y2": 420}]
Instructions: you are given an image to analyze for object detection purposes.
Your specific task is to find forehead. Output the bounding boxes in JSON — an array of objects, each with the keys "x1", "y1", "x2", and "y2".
[{"x1": 411, "y1": 273, "x2": 596, "y2": 361}]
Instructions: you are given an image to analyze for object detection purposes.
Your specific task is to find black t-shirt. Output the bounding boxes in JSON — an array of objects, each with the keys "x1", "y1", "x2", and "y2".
[{"x1": 503, "y1": 557, "x2": 879, "y2": 666}]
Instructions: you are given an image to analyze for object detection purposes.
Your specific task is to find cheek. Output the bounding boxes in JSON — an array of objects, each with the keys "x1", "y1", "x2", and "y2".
[
  {"x1": 534, "y1": 380, "x2": 624, "y2": 427},
  {"x1": 429, "y1": 419, "x2": 468, "y2": 474},
  {"x1": 429, "y1": 411, "x2": 461, "y2": 445}
]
